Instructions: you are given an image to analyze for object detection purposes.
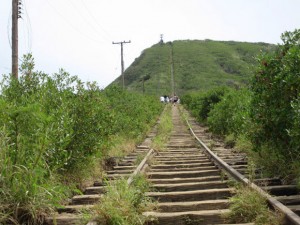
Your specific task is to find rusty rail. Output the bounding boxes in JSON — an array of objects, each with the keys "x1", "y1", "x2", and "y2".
[
  {"x1": 127, "y1": 148, "x2": 155, "y2": 185},
  {"x1": 86, "y1": 148, "x2": 155, "y2": 225},
  {"x1": 185, "y1": 117, "x2": 300, "y2": 225}
]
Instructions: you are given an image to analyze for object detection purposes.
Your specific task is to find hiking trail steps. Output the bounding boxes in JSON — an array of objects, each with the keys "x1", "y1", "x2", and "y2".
[{"x1": 143, "y1": 106, "x2": 253, "y2": 225}]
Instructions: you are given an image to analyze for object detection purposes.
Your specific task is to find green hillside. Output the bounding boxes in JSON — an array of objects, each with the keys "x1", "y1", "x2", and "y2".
[{"x1": 111, "y1": 39, "x2": 274, "y2": 96}]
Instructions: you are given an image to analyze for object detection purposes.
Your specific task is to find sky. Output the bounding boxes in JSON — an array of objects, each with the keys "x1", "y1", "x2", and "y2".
[{"x1": 1, "y1": 0, "x2": 300, "y2": 88}]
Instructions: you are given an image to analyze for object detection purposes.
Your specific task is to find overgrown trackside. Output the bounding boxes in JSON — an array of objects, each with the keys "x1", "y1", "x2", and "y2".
[
  {"x1": 182, "y1": 29, "x2": 300, "y2": 182},
  {"x1": 182, "y1": 29, "x2": 300, "y2": 223},
  {"x1": 0, "y1": 54, "x2": 162, "y2": 224},
  {"x1": 151, "y1": 104, "x2": 173, "y2": 151},
  {"x1": 93, "y1": 175, "x2": 155, "y2": 225}
]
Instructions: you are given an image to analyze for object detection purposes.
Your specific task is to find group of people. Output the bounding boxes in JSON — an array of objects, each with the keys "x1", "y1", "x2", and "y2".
[{"x1": 160, "y1": 95, "x2": 180, "y2": 104}]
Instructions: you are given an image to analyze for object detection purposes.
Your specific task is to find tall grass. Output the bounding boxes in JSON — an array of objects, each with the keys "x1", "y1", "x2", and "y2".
[
  {"x1": 224, "y1": 185, "x2": 282, "y2": 225},
  {"x1": 151, "y1": 104, "x2": 173, "y2": 151},
  {"x1": 93, "y1": 175, "x2": 156, "y2": 225},
  {"x1": 0, "y1": 126, "x2": 70, "y2": 224}
]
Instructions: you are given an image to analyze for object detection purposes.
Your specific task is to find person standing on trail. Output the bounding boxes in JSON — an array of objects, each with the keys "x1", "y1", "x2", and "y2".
[
  {"x1": 164, "y1": 95, "x2": 168, "y2": 103},
  {"x1": 166, "y1": 96, "x2": 170, "y2": 103},
  {"x1": 173, "y1": 95, "x2": 178, "y2": 103},
  {"x1": 160, "y1": 96, "x2": 165, "y2": 103}
]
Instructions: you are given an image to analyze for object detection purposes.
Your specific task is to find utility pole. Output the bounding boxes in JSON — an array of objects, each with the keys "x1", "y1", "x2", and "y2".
[
  {"x1": 112, "y1": 40, "x2": 131, "y2": 89},
  {"x1": 12, "y1": 0, "x2": 22, "y2": 79},
  {"x1": 169, "y1": 42, "x2": 175, "y2": 97}
]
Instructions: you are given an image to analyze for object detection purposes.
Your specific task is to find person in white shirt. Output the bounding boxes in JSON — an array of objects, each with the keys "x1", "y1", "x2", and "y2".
[{"x1": 160, "y1": 96, "x2": 165, "y2": 103}]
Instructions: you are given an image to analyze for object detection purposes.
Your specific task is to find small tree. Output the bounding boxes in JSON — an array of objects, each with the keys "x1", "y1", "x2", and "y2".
[{"x1": 250, "y1": 29, "x2": 300, "y2": 178}]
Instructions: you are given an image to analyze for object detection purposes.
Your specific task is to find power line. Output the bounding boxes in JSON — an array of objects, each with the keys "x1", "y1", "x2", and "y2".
[
  {"x1": 23, "y1": 0, "x2": 32, "y2": 52},
  {"x1": 45, "y1": 0, "x2": 104, "y2": 44},
  {"x1": 79, "y1": 0, "x2": 112, "y2": 41},
  {"x1": 67, "y1": 1, "x2": 108, "y2": 42},
  {"x1": 7, "y1": 7, "x2": 12, "y2": 48}
]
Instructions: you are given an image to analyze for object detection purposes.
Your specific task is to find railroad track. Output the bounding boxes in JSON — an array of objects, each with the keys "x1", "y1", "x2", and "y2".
[
  {"x1": 144, "y1": 106, "x2": 244, "y2": 224},
  {"x1": 45, "y1": 124, "x2": 157, "y2": 225},
  {"x1": 46, "y1": 105, "x2": 300, "y2": 225},
  {"x1": 184, "y1": 108, "x2": 300, "y2": 225},
  {"x1": 143, "y1": 105, "x2": 300, "y2": 224}
]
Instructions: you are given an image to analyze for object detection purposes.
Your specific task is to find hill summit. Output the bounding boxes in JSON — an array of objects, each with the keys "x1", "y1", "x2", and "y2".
[{"x1": 111, "y1": 39, "x2": 274, "y2": 96}]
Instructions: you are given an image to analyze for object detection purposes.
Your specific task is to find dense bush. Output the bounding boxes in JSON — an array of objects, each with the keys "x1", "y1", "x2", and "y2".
[
  {"x1": 180, "y1": 92, "x2": 202, "y2": 118},
  {"x1": 1, "y1": 62, "x2": 113, "y2": 172},
  {"x1": 0, "y1": 54, "x2": 162, "y2": 224},
  {"x1": 104, "y1": 86, "x2": 162, "y2": 140},
  {"x1": 183, "y1": 88, "x2": 251, "y2": 150},
  {"x1": 207, "y1": 88, "x2": 251, "y2": 137},
  {"x1": 249, "y1": 29, "x2": 300, "y2": 178},
  {"x1": 290, "y1": 98, "x2": 300, "y2": 152},
  {"x1": 182, "y1": 87, "x2": 230, "y2": 123},
  {"x1": 178, "y1": 30, "x2": 300, "y2": 223},
  {"x1": 183, "y1": 30, "x2": 300, "y2": 180}
]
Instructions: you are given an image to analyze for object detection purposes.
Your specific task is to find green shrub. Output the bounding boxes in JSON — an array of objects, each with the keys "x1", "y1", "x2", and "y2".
[
  {"x1": 207, "y1": 88, "x2": 251, "y2": 137},
  {"x1": 198, "y1": 87, "x2": 229, "y2": 122},
  {"x1": 104, "y1": 85, "x2": 162, "y2": 141},
  {"x1": 1, "y1": 66, "x2": 113, "y2": 172},
  {"x1": 289, "y1": 98, "x2": 300, "y2": 157},
  {"x1": 94, "y1": 175, "x2": 155, "y2": 225},
  {"x1": 181, "y1": 92, "x2": 204, "y2": 119},
  {"x1": 235, "y1": 134, "x2": 253, "y2": 153},
  {"x1": 0, "y1": 54, "x2": 162, "y2": 224},
  {"x1": 0, "y1": 126, "x2": 70, "y2": 224},
  {"x1": 224, "y1": 134, "x2": 236, "y2": 148},
  {"x1": 250, "y1": 29, "x2": 300, "y2": 178},
  {"x1": 182, "y1": 87, "x2": 230, "y2": 123},
  {"x1": 225, "y1": 186, "x2": 281, "y2": 225}
]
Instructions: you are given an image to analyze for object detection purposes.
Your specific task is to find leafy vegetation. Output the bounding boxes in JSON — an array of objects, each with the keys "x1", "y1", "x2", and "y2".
[
  {"x1": 224, "y1": 186, "x2": 281, "y2": 225},
  {"x1": 182, "y1": 29, "x2": 300, "y2": 182},
  {"x1": 93, "y1": 175, "x2": 156, "y2": 225},
  {"x1": 2, "y1": 31, "x2": 299, "y2": 224},
  {"x1": 111, "y1": 40, "x2": 274, "y2": 96},
  {"x1": 207, "y1": 88, "x2": 251, "y2": 137},
  {"x1": 250, "y1": 29, "x2": 300, "y2": 180},
  {"x1": 0, "y1": 54, "x2": 162, "y2": 224},
  {"x1": 182, "y1": 86, "x2": 230, "y2": 123},
  {"x1": 181, "y1": 29, "x2": 300, "y2": 224}
]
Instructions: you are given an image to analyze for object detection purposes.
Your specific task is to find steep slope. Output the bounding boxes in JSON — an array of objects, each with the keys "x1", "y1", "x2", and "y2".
[{"x1": 110, "y1": 39, "x2": 274, "y2": 96}]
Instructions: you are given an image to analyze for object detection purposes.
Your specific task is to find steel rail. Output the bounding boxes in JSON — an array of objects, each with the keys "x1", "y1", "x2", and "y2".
[
  {"x1": 185, "y1": 117, "x2": 300, "y2": 225},
  {"x1": 127, "y1": 148, "x2": 155, "y2": 185}
]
